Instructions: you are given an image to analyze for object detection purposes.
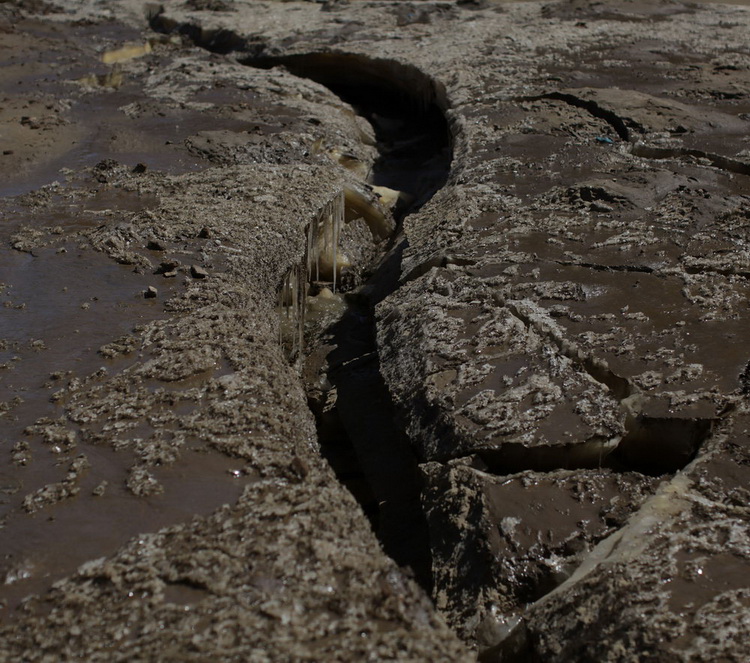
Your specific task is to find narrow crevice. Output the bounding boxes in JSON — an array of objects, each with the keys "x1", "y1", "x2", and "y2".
[
  {"x1": 521, "y1": 92, "x2": 632, "y2": 141},
  {"x1": 609, "y1": 414, "x2": 713, "y2": 475},
  {"x1": 496, "y1": 299, "x2": 713, "y2": 475},
  {"x1": 272, "y1": 57, "x2": 452, "y2": 589},
  {"x1": 517, "y1": 89, "x2": 750, "y2": 178},
  {"x1": 153, "y1": 13, "x2": 455, "y2": 589},
  {"x1": 148, "y1": 9, "x2": 261, "y2": 56},
  {"x1": 504, "y1": 299, "x2": 633, "y2": 401},
  {"x1": 632, "y1": 142, "x2": 750, "y2": 177},
  {"x1": 517, "y1": 92, "x2": 750, "y2": 180},
  {"x1": 553, "y1": 259, "x2": 655, "y2": 275}
]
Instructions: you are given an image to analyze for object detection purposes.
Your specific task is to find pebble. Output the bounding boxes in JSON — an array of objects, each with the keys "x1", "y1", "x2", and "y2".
[{"x1": 190, "y1": 265, "x2": 209, "y2": 279}]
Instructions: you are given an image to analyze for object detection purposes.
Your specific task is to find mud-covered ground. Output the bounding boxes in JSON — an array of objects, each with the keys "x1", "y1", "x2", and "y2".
[{"x1": 1, "y1": 0, "x2": 749, "y2": 661}]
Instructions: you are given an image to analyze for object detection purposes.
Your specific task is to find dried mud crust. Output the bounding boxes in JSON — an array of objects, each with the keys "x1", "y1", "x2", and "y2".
[{"x1": 2, "y1": 0, "x2": 750, "y2": 661}]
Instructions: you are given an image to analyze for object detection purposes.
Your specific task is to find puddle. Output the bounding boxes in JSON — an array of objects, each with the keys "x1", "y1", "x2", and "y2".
[
  {"x1": 0, "y1": 242, "x2": 176, "y2": 404},
  {"x1": 0, "y1": 444, "x2": 256, "y2": 619}
]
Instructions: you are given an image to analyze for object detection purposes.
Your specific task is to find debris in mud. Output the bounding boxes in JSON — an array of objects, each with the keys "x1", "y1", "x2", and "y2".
[
  {"x1": 190, "y1": 264, "x2": 209, "y2": 279},
  {"x1": 22, "y1": 454, "x2": 90, "y2": 513}
]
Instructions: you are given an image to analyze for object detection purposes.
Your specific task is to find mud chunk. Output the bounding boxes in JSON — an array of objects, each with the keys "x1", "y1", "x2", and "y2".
[
  {"x1": 190, "y1": 264, "x2": 209, "y2": 279},
  {"x1": 11, "y1": 441, "x2": 32, "y2": 466},
  {"x1": 376, "y1": 275, "x2": 625, "y2": 466},
  {"x1": 290, "y1": 455, "x2": 309, "y2": 481},
  {"x1": 421, "y1": 461, "x2": 660, "y2": 645},
  {"x1": 155, "y1": 259, "x2": 179, "y2": 275},
  {"x1": 524, "y1": 435, "x2": 750, "y2": 662},
  {"x1": 126, "y1": 465, "x2": 163, "y2": 497}
]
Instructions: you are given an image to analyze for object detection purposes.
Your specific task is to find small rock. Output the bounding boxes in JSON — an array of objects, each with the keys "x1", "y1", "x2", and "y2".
[
  {"x1": 155, "y1": 260, "x2": 179, "y2": 275},
  {"x1": 291, "y1": 455, "x2": 309, "y2": 480},
  {"x1": 92, "y1": 480, "x2": 108, "y2": 497},
  {"x1": 190, "y1": 265, "x2": 208, "y2": 279},
  {"x1": 146, "y1": 239, "x2": 166, "y2": 251},
  {"x1": 198, "y1": 226, "x2": 211, "y2": 239},
  {"x1": 132, "y1": 163, "x2": 148, "y2": 173},
  {"x1": 144, "y1": 286, "x2": 158, "y2": 298}
]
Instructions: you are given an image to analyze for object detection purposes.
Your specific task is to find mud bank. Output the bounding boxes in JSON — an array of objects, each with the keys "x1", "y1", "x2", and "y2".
[{"x1": 1, "y1": 0, "x2": 750, "y2": 661}]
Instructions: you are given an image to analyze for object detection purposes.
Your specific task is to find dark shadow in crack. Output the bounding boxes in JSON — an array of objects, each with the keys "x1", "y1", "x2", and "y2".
[{"x1": 245, "y1": 52, "x2": 453, "y2": 212}]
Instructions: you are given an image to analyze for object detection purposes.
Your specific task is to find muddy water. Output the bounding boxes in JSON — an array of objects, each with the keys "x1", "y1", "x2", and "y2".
[
  {"x1": 0, "y1": 446, "x2": 255, "y2": 617},
  {"x1": 0, "y1": 214, "x2": 257, "y2": 615},
  {"x1": 0, "y1": 20, "x2": 284, "y2": 617}
]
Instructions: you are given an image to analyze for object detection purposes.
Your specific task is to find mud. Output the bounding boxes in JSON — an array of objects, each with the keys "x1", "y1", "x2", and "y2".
[{"x1": 2, "y1": 0, "x2": 750, "y2": 660}]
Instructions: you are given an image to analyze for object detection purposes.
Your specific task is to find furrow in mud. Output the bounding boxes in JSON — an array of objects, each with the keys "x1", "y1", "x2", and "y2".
[
  {"x1": 267, "y1": 57, "x2": 453, "y2": 584},
  {"x1": 524, "y1": 92, "x2": 632, "y2": 141},
  {"x1": 153, "y1": 14, "x2": 459, "y2": 584}
]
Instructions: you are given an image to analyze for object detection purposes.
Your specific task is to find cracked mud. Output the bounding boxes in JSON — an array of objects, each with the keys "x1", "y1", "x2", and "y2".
[{"x1": 1, "y1": 0, "x2": 750, "y2": 661}]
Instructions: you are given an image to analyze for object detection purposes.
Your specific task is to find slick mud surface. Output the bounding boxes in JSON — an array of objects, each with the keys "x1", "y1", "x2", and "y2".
[
  {"x1": 0, "y1": 5, "x2": 468, "y2": 660},
  {"x1": 2, "y1": 0, "x2": 750, "y2": 661}
]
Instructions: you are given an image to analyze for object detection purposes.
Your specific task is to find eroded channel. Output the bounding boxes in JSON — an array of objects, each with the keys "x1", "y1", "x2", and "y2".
[{"x1": 252, "y1": 52, "x2": 454, "y2": 588}]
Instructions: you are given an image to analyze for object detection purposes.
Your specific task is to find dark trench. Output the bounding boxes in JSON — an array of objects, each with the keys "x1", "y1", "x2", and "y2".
[
  {"x1": 248, "y1": 53, "x2": 454, "y2": 589},
  {"x1": 151, "y1": 8, "x2": 456, "y2": 587}
]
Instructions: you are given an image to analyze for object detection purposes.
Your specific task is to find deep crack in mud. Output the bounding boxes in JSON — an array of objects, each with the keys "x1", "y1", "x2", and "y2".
[
  {"x1": 153, "y1": 10, "x2": 721, "y2": 639},
  {"x1": 251, "y1": 52, "x2": 454, "y2": 588},
  {"x1": 149, "y1": 10, "x2": 458, "y2": 588}
]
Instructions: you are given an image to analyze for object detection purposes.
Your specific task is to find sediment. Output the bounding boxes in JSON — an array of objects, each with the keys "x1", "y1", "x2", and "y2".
[{"x1": 1, "y1": 0, "x2": 750, "y2": 660}]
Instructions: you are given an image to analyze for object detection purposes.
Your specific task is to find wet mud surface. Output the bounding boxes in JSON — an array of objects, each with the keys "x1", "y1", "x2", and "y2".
[{"x1": 2, "y1": 0, "x2": 750, "y2": 660}]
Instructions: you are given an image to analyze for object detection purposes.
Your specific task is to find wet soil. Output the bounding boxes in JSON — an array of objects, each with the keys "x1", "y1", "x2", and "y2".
[
  {"x1": 0, "y1": 11, "x2": 348, "y2": 616},
  {"x1": 2, "y1": 0, "x2": 750, "y2": 661},
  {"x1": 0, "y1": 125, "x2": 255, "y2": 623}
]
